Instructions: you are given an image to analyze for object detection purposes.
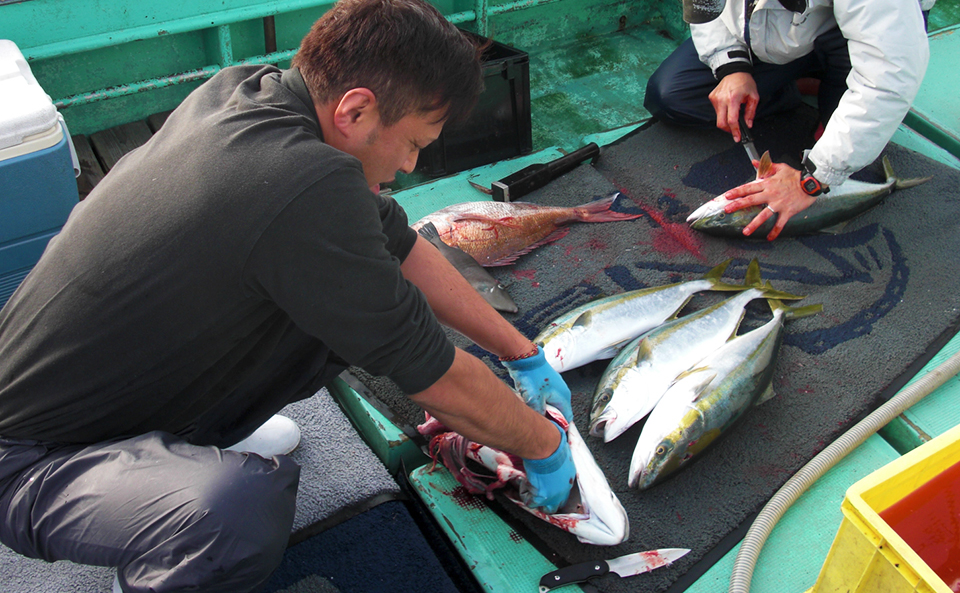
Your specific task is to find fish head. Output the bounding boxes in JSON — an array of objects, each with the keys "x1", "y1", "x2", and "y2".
[
  {"x1": 689, "y1": 204, "x2": 761, "y2": 234},
  {"x1": 473, "y1": 279, "x2": 518, "y2": 313},
  {"x1": 588, "y1": 390, "x2": 615, "y2": 438},
  {"x1": 685, "y1": 197, "x2": 729, "y2": 223},
  {"x1": 631, "y1": 434, "x2": 681, "y2": 489}
]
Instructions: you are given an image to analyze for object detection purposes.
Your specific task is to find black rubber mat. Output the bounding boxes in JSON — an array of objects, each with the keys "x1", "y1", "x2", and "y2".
[{"x1": 356, "y1": 105, "x2": 960, "y2": 593}]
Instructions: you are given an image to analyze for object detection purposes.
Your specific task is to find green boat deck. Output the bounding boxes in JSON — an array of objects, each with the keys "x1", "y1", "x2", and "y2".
[{"x1": 3, "y1": 0, "x2": 960, "y2": 590}]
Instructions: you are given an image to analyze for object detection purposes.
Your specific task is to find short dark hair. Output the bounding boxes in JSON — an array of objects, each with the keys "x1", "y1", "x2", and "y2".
[{"x1": 293, "y1": 0, "x2": 484, "y2": 127}]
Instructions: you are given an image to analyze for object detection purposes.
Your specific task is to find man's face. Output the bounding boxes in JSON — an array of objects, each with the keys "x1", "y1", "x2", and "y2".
[{"x1": 353, "y1": 109, "x2": 445, "y2": 193}]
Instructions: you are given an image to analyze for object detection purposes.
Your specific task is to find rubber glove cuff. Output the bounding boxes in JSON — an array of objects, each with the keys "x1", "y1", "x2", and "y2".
[{"x1": 501, "y1": 347, "x2": 574, "y2": 422}]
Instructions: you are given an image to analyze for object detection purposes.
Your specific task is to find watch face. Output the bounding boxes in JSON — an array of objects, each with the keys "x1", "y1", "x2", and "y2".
[{"x1": 801, "y1": 176, "x2": 822, "y2": 196}]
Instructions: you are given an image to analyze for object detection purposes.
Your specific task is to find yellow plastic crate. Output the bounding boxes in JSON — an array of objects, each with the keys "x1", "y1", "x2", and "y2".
[{"x1": 807, "y1": 422, "x2": 960, "y2": 593}]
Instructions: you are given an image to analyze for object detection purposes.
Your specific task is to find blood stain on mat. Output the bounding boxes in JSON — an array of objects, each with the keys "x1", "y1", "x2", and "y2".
[
  {"x1": 587, "y1": 237, "x2": 608, "y2": 250},
  {"x1": 513, "y1": 269, "x2": 540, "y2": 287},
  {"x1": 612, "y1": 184, "x2": 704, "y2": 259}
]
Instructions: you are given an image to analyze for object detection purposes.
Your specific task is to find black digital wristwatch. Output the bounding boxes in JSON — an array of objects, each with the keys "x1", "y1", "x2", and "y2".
[{"x1": 800, "y1": 154, "x2": 829, "y2": 197}]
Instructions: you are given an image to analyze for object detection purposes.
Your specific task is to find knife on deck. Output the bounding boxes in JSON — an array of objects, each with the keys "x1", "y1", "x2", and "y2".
[
  {"x1": 538, "y1": 548, "x2": 690, "y2": 592},
  {"x1": 738, "y1": 107, "x2": 760, "y2": 166}
]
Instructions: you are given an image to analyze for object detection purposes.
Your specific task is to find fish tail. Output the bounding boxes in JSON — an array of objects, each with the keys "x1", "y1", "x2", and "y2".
[
  {"x1": 574, "y1": 192, "x2": 644, "y2": 222},
  {"x1": 883, "y1": 156, "x2": 933, "y2": 190},
  {"x1": 704, "y1": 258, "x2": 747, "y2": 292},
  {"x1": 767, "y1": 298, "x2": 823, "y2": 319},
  {"x1": 737, "y1": 259, "x2": 805, "y2": 300}
]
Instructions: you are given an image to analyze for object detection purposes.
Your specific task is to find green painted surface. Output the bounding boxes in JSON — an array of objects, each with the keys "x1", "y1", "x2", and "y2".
[
  {"x1": 897, "y1": 331, "x2": 960, "y2": 441},
  {"x1": 685, "y1": 434, "x2": 900, "y2": 593},
  {"x1": 903, "y1": 26, "x2": 960, "y2": 161},
  {"x1": 408, "y1": 464, "x2": 558, "y2": 593},
  {"x1": 326, "y1": 376, "x2": 429, "y2": 476},
  {"x1": 526, "y1": 25, "x2": 681, "y2": 152},
  {"x1": 892, "y1": 125, "x2": 960, "y2": 171},
  {"x1": 392, "y1": 147, "x2": 566, "y2": 219}
]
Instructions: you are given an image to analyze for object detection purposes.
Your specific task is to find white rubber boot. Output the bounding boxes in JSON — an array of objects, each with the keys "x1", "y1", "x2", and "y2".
[{"x1": 225, "y1": 414, "x2": 301, "y2": 457}]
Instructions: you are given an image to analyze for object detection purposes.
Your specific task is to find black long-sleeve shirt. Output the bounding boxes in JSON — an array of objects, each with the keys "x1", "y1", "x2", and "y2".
[{"x1": 0, "y1": 66, "x2": 455, "y2": 445}]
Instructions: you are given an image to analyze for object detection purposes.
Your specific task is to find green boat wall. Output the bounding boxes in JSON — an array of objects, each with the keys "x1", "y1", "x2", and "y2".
[{"x1": 0, "y1": 0, "x2": 687, "y2": 137}]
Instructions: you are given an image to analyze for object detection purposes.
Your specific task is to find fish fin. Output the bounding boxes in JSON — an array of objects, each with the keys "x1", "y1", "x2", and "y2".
[
  {"x1": 571, "y1": 309, "x2": 594, "y2": 329},
  {"x1": 574, "y1": 192, "x2": 644, "y2": 222},
  {"x1": 760, "y1": 280, "x2": 806, "y2": 301},
  {"x1": 743, "y1": 258, "x2": 762, "y2": 288},
  {"x1": 450, "y1": 214, "x2": 527, "y2": 230},
  {"x1": 417, "y1": 221, "x2": 440, "y2": 242},
  {"x1": 485, "y1": 228, "x2": 571, "y2": 266},
  {"x1": 757, "y1": 151, "x2": 773, "y2": 178},
  {"x1": 689, "y1": 372, "x2": 718, "y2": 402},
  {"x1": 767, "y1": 299, "x2": 824, "y2": 319},
  {"x1": 756, "y1": 383, "x2": 776, "y2": 405},
  {"x1": 817, "y1": 222, "x2": 848, "y2": 234}
]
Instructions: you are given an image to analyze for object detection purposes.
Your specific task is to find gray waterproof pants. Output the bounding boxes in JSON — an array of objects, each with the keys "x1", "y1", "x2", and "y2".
[{"x1": 0, "y1": 431, "x2": 300, "y2": 593}]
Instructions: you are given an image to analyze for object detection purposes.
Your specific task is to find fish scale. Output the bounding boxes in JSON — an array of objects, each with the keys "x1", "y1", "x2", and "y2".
[
  {"x1": 590, "y1": 277, "x2": 803, "y2": 443},
  {"x1": 411, "y1": 192, "x2": 642, "y2": 266},
  {"x1": 535, "y1": 259, "x2": 748, "y2": 373},
  {"x1": 629, "y1": 300, "x2": 822, "y2": 489},
  {"x1": 686, "y1": 155, "x2": 931, "y2": 238}
]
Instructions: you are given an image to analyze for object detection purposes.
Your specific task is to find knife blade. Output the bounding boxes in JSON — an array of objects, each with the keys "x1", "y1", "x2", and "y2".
[
  {"x1": 738, "y1": 107, "x2": 760, "y2": 166},
  {"x1": 538, "y1": 548, "x2": 690, "y2": 592}
]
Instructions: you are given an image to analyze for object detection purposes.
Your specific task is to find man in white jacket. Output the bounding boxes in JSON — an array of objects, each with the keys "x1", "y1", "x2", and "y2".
[{"x1": 645, "y1": 0, "x2": 931, "y2": 240}]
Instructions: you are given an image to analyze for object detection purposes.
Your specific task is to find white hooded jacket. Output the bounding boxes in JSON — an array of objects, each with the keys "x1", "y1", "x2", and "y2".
[{"x1": 690, "y1": 0, "x2": 930, "y2": 186}]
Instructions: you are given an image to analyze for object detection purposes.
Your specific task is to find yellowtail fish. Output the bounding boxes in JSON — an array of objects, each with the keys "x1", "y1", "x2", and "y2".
[
  {"x1": 419, "y1": 406, "x2": 629, "y2": 546},
  {"x1": 589, "y1": 260, "x2": 805, "y2": 442},
  {"x1": 629, "y1": 299, "x2": 822, "y2": 489},
  {"x1": 686, "y1": 154, "x2": 930, "y2": 238},
  {"x1": 536, "y1": 259, "x2": 750, "y2": 373},
  {"x1": 417, "y1": 222, "x2": 518, "y2": 313},
  {"x1": 411, "y1": 192, "x2": 642, "y2": 267}
]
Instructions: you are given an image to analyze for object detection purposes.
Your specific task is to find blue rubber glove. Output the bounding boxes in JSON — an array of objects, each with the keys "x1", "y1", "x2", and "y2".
[
  {"x1": 521, "y1": 421, "x2": 577, "y2": 514},
  {"x1": 501, "y1": 347, "x2": 573, "y2": 422}
]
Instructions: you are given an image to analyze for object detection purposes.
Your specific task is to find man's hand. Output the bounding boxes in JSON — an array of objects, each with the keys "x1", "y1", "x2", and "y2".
[
  {"x1": 721, "y1": 160, "x2": 819, "y2": 241},
  {"x1": 501, "y1": 347, "x2": 574, "y2": 422},
  {"x1": 521, "y1": 420, "x2": 576, "y2": 513},
  {"x1": 709, "y1": 72, "x2": 759, "y2": 142}
]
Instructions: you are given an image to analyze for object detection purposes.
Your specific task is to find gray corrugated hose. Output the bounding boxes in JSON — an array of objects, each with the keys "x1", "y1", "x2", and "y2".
[{"x1": 729, "y1": 347, "x2": 960, "y2": 593}]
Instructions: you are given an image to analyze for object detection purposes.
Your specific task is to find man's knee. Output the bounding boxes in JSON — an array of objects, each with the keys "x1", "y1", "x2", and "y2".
[
  {"x1": 192, "y1": 452, "x2": 300, "y2": 550},
  {"x1": 119, "y1": 452, "x2": 300, "y2": 592}
]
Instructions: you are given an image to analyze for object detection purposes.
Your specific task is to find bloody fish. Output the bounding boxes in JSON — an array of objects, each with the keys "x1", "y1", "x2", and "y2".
[{"x1": 411, "y1": 192, "x2": 642, "y2": 267}]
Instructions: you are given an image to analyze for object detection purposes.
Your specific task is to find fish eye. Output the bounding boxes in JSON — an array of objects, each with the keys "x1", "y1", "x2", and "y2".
[
  {"x1": 717, "y1": 213, "x2": 725, "y2": 220},
  {"x1": 656, "y1": 445, "x2": 666, "y2": 456},
  {"x1": 600, "y1": 393, "x2": 610, "y2": 403}
]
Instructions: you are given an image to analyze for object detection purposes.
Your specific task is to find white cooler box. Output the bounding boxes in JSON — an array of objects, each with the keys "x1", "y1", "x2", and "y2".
[{"x1": 0, "y1": 39, "x2": 79, "y2": 309}]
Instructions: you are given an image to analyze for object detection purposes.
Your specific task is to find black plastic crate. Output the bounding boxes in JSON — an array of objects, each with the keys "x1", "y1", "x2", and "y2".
[{"x1": 417, "y1": 34, "x2": 532, "y2": 178}]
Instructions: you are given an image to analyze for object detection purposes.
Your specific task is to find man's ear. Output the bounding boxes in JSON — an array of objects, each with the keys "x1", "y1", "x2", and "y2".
[{"x1": 332, "y1": 88, "x2": 379, "y2": 139}]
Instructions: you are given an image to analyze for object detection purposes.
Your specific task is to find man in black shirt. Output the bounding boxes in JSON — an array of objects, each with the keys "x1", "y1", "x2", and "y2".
[{"x1": 0, "y1": 1, "x2": 575, "y2": 591}]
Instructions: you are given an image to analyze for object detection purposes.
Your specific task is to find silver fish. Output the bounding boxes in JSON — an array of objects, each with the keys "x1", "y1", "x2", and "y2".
[
  {"x1": 589, "y1": 261, "x2": 804, "y2": 443},
  {"x1": 418, "y1": 221, "x2": 518, "y2": 313},
  {"x1": 686, "y1": 155, "x2": 931, "y2": 238},
  {"x1": 535, "y1": 259, "x2": 749, "y2": 373},
  {"x1": 419, "y1": 406, "x2": 629, "y2": 546},
  {"x1": 628, "y1": 299, "x2": 822, "y2": 489}
]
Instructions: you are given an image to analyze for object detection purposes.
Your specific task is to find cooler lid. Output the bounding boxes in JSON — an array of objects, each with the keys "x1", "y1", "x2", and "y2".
[{"x1": 0, "y1": 40, "x2": 58, "y2": 152}]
